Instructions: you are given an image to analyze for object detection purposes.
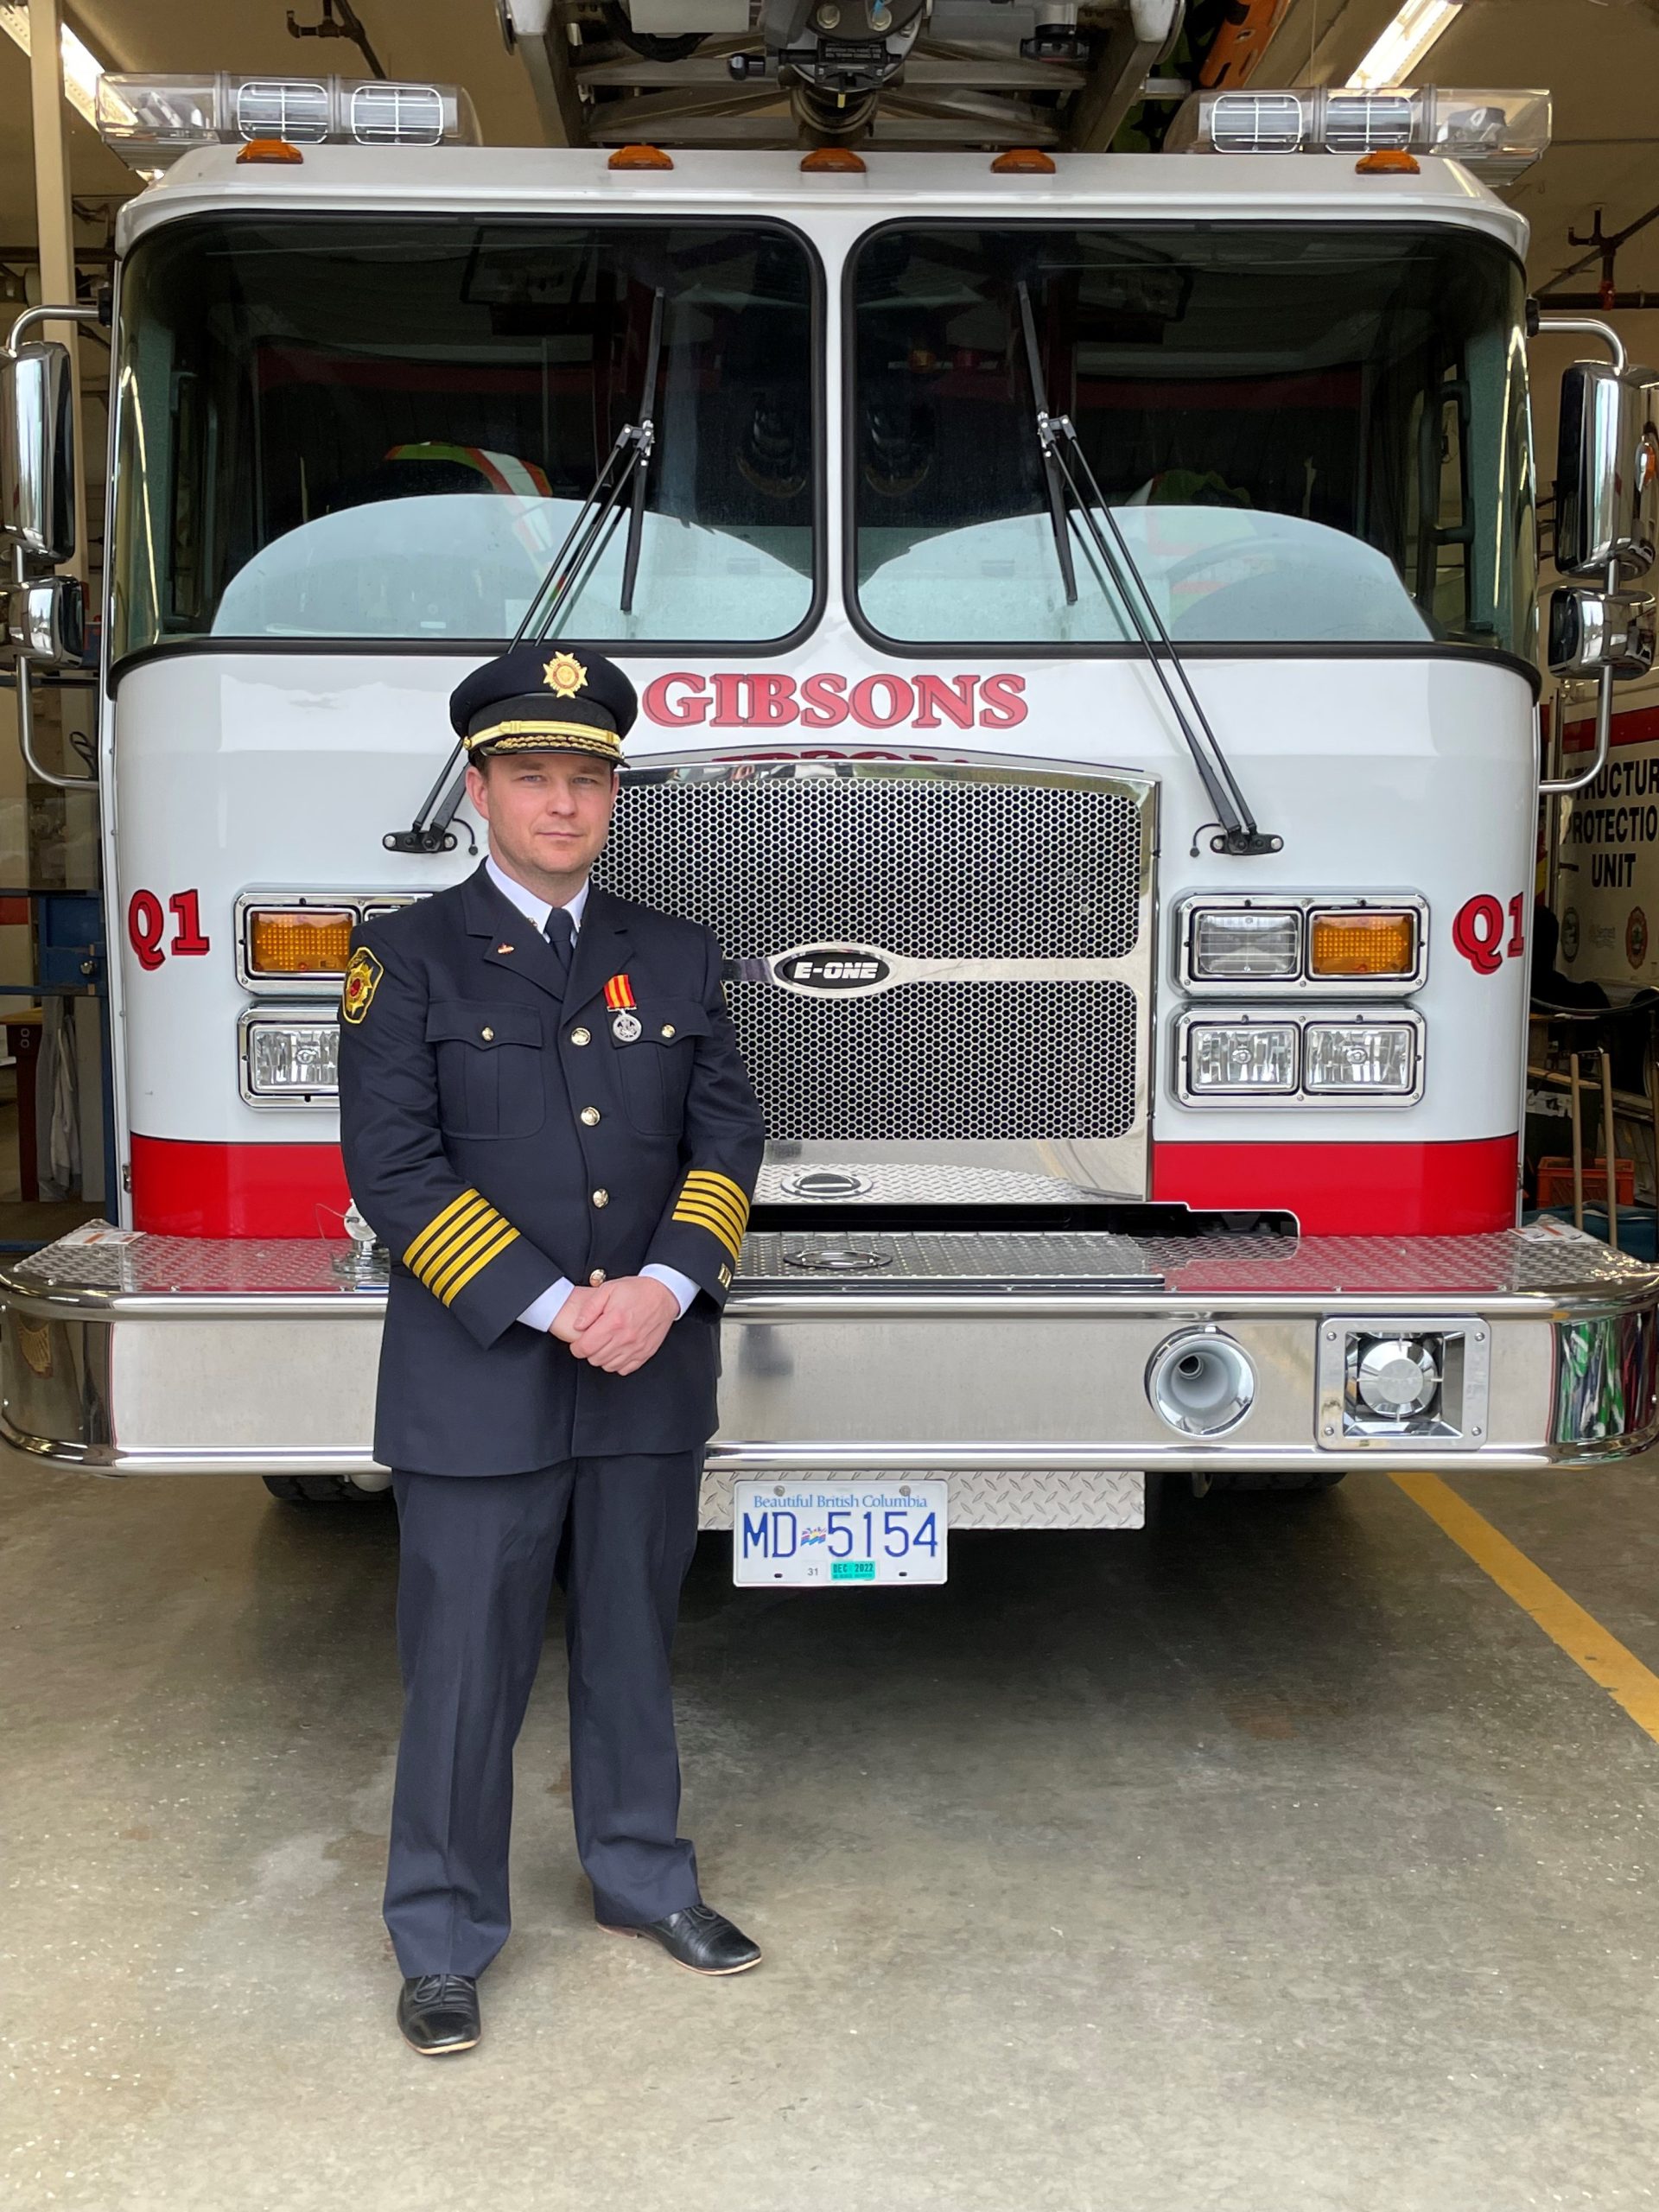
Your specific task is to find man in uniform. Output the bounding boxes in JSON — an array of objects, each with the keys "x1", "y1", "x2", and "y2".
[{"x1": 338, "y1": 642, "x2": 766, "y2": 2057}]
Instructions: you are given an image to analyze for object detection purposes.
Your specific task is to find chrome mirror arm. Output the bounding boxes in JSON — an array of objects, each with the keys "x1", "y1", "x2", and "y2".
[{"x1": 1533, "y1": 313, "x2": 1626, "y2": 373}]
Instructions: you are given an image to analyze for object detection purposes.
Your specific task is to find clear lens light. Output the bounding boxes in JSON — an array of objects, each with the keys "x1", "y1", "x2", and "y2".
[
  {"x1": 1304, "y1": 1022, "x2": 1415, "y2": 1093},
  {"x1": 1192, "y1": 908, "x2": 1300, "y2": 980},
  {"x1": 248, "y1": 1021, "x2": 340, "y2": 1096},
  {"x1": 1170, "y1": 86, "x2": 1551, "y2": 182},
  {"x1": 94, "y1": 73, "x2": 478, "y2": 167},
  {"x1": 1187, "y1": 1023, "x2": 1298, "y2": 1092}
]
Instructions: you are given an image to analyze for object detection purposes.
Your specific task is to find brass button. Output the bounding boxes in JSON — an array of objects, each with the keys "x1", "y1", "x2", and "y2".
[
  {"x1": 661, "y1": 1023, "x2": 676, "y2": 1039},
  {"x1": 481, "y1": 1026, "x2": 494, "y2": 1041},
  {"x1": 588, "y1": 1268, "x2": 607, "y2": 1287},
  {"x1": 580, "y1": 1106, "x2": 601, "y2": 1127},
  {"x1": 570, "y1": 1027, "x2": 591, "y2": 1046},
  {"x1": 592, "y1": 1188, "x2": 609, "y2": 1208}
]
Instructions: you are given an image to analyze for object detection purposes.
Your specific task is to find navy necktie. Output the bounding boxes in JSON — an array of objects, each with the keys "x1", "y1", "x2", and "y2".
[{"x1": 543, "y1": 905, "x2": 575, "y2": 976}]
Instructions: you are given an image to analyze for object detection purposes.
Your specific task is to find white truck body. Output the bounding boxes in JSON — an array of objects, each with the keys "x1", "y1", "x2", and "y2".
[{"x1": 3, "y1": 144, "x2": 1656, "y2": 1508}]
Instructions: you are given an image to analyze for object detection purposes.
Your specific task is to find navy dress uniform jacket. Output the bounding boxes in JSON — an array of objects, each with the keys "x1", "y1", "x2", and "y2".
[{"x1": 338, "y1": 864, "x2": 766, "y2": 1475}]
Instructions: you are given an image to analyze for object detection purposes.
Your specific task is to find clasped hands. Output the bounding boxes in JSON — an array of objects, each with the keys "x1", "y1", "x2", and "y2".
[{"x1": 551, "y1": 1274, "x2": 679, "y2": 1376}]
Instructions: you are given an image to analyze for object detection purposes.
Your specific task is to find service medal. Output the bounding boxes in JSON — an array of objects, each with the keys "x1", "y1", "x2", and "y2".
[{"x1": 612, "y1": 1010, "x2": 642, "y2": 1043}]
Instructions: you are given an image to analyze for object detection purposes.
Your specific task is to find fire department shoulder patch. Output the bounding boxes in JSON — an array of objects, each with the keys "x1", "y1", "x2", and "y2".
[{"x1": 341, "y1": 945, "x2": 383, "y2": 1026}]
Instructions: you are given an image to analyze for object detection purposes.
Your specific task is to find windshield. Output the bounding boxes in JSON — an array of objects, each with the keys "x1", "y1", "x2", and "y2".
[
  {"x1": 851, "y1": 224, "x2": 1535, "y2": 659},
  {"x1": 111, "y1": 216, "x2": 817, "y2": 659}
]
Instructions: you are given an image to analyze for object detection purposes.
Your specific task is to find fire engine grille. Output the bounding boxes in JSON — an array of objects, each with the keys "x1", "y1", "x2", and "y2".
[
  {"x1": 594, "y1": 765, "x2": 1148, "y2": 1152},
  {"x1": 599, "y1": 773, "x2": 1141, "y2": 960},
  {"x1": 726, "y1": 978, "x2": 1136, "y2": 1141}
]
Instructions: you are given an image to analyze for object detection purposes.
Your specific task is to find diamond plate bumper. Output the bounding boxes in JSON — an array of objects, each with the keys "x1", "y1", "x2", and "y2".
[{"x1": 3, "y1": 1222, "x2": 1656, "y2": 1501}]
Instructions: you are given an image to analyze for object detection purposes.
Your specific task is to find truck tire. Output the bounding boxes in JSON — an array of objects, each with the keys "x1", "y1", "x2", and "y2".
[
  {"x1": 1201, "y1": 1471, "x2": 1348, "y2": 1495},
  {"x1": 263, "y1": 1474, "x2": 391, "y2": 1505}
]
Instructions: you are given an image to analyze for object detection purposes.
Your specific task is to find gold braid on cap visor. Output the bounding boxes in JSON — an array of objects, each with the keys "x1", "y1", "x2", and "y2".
[{"x1": 465, "y1": 720, "x2": 624, "y2": 760}]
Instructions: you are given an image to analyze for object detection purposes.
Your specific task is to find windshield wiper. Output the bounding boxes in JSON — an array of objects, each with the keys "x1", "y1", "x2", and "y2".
[
  {"x1": 1014, "y1": 281, "x2": 1279, "y2": 861},
  {"x1": 1016, "y1": 281, "x2": 1078, "y2": 608},
  {"x1": 385, "y1": 286, "x2": 666, "y2": 857}
]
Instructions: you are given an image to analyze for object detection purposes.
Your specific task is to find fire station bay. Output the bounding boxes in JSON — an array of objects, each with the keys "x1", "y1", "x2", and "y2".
[{"x1": 12, "y1": 0, "x2": 1659, "y2": 2199}]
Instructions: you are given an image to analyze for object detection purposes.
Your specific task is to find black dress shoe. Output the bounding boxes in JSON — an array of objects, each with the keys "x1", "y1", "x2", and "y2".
[
  {"x1": 601, "y1": 1902, "x2": 762, "y2": 1976},
  {"x1": 397, "y1": 1974, "x2": 481, "y2": 2055}
]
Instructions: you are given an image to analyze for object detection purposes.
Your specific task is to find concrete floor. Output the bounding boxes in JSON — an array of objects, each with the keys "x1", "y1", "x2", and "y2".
[{"x1": 5, "y1": 1457, "x2": 1659, "y2": 2212}]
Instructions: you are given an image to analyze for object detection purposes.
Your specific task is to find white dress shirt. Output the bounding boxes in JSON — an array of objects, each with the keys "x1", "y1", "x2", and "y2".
[{"x1": 482, "y1": 855, "x2": 698, "y2": 1333}]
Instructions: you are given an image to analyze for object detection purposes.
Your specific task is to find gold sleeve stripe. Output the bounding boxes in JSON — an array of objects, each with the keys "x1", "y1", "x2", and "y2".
[
  {"x1": 682, "y1": 1169, "x2": 750, "y2": 1216},
  {"x1": 428, "y1": 1213, "x2": 517, "y2": 1302},
  {"x1": 404, "y1": 1189, "x2": 486, "y2": 1273},
  {"x1": 679, "y1": 1184, "x2": 749, "y2": 1240},
  {"x1": 671, "y1": 1200, "x2": 744, "y2": 1264},
  {"x1": 404, "y1": 1189, "x2": 522, "y2": 1306},
  {"x1": 671, "y1": 1214, "x2": 742, "y2": 1266},
  {"x1": 410, "y1": 1202, "x2": 495, "y2": 1287},
  {"x1": 438, "y1": 1223, "x2": 521, "y2": 1304},
  {"x1": 678, "y1": 1175, "x2": 747, "y2": 1227}
]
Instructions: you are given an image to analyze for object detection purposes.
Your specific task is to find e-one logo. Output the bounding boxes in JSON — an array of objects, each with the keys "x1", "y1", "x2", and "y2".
[{"x1": 773, "y1": 945, "x2": 893, "y2": 995}]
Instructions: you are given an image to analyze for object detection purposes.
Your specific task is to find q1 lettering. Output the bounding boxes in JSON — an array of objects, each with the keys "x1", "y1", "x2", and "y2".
[
  {"x1": 128, "y1": 888, "x2": 212, "y2": 971},
  {"x1": 1453, "y1": 893, "x2": 1525, "y2": 976}
]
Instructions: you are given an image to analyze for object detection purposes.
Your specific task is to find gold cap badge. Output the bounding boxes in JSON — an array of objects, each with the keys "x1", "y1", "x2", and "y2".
[{"x1": 543, "y1": 652, "x2": 588, "y2": 699}]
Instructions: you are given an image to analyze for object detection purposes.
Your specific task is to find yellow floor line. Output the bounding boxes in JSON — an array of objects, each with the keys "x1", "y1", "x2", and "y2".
[{"x1": 1392, "y1": 1471, "x2": 1659, "y2": 1745}]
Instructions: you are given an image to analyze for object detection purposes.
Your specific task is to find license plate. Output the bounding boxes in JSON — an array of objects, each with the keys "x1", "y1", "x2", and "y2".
[{"x1": 732, "y1": 1479, "x2": 948, "y2": 1586}]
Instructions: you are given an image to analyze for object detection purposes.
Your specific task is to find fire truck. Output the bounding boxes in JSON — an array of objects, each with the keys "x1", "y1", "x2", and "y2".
[{"x1": 2, "y1": 65, "x2": 1656, "y2": 1581}]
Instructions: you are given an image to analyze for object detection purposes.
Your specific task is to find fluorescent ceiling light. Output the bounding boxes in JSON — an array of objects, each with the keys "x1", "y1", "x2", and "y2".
[
  {"x1": 0, "y1": 4, "x2": 105, "y2": 128},
  {"x1": 1348, "y1": 0, "x2": 1463, "y2": 91}
]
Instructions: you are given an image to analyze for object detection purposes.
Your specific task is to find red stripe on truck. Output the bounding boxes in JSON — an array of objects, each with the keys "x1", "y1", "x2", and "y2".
[
  {"x1": 1152, "y1": 1135, "x2": 1518, "y2": 1235},
  {"x1": 132, "y1": 1132, "x2": 1520, "y2": 1241},
  {"x1": 130, "y1": 1135, "x2": 353, "y2": 1237}
]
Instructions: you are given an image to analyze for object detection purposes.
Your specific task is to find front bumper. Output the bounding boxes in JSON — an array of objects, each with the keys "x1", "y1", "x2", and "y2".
[{"x1": 3, "y1": 1223, "x2": 1657, "y2": 1491}]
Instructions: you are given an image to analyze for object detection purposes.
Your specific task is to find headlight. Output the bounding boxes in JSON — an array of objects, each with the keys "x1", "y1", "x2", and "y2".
[
  {"x1": 1303, "y1": 1020, "x2": 1417, "y2": 1094},
  {"x1": 1184, "y1": 1020, "x2": 1299, "y2": 1095},
  {"x1": 1190, "y1": 906, "x2": 1300, "y2": 980},
  {"x1": 240, "y1": 1012, "x2": 340, "y2": 1103}
]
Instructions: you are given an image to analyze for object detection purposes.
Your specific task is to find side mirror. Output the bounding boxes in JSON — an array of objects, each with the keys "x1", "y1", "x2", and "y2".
[
  {"x1": 1555, "y1": 360, "x2": 1659, "y2": 581},
  {"x1": 4, "y1": 574, "x2": 85, "y2": 667},
  {"x1": 0, "y1": 340, "x2": 76, "y2": 566},
  {"x1": 1548, "y1": 583, "x2": 1656, "y2": 680}
]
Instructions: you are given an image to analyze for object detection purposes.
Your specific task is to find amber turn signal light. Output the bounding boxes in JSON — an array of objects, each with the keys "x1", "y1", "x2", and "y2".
[
  {"x1": 991, "y1": 148, "x2": 1056, "y2": 175},
  {"x1": 237, "y1": 138, "x2": 304, "y2": 165},
  {"x1": 801, "y1": 146, "x2": 866, "y2": 173},
  {"x1": 1308, "y1": 910, "x2": 1417, "y2": 978},
  {"x1": 1356, "y1": 149, "x2": 1421, "y2": 175},
  {"x1": 246, "y1": 907, "x2": 355, "y2": 976},
  {"x1": 608, "y1": 144, "x2": 674, "y2": 170}
]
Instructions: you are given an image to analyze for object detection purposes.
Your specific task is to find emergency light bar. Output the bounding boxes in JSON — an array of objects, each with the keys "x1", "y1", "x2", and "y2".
[
  {"x1": 94, "y1": 73, "x2": 480, "y2": 173},
  {"x1": 1167, "y1": 86, "x2": 1550, "y2": 184}
]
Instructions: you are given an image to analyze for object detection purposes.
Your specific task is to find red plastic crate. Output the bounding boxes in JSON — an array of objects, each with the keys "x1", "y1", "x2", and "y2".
[{"x1": 1535, "y1": 1156, "x2": 1636, "y2": 1210}]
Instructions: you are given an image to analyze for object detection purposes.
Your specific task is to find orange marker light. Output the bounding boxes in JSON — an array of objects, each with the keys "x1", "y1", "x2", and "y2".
[
  {"x1": 1356, "y1": 149, "x2": 1421, "y2": 175},
  {"x1": 608, "y1": 144, "x2": 674, "y2": 170},
  {"x1": 1309, "y1": 910, "x2": 1417, "y2": 978},
  {"x1": 236, "y1": 138, "x2": 304, "y2": 165},
  {"x1": 991, "y1": 148, "x2": 1057, "y2": 175},
  {"x1": 801, "y1": 146, "x2": 866, "y2": 172},
  {"x1": 247, "y1": 908, "x2": 355, "y2": 976}
]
